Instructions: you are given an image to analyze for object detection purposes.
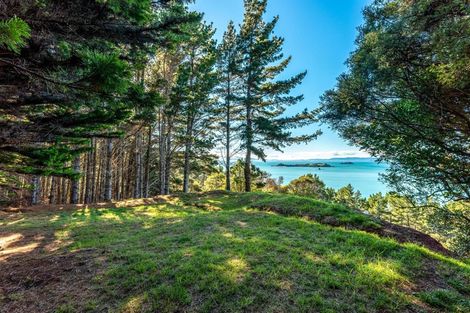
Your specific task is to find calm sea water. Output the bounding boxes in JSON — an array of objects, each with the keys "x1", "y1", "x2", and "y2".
[{"x1": 253, "y1": 158, "x2": 389, "y2": 197}]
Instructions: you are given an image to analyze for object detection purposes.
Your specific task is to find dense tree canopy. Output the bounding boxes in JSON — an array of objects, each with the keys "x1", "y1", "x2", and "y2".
[
  {"x1": 0, "y1": 0, "x2": 196, "y2": 185},
  {"x1": 320, "y1": 0, "x2": 470, "y2": 202}
]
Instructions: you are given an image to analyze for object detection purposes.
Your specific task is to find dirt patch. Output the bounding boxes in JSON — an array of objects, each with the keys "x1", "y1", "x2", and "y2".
[
  {"x1": 0, "y1": 230, "x2": 104, "y2": 313},
  {"x1": 372, "y1": 221, "x2": 449, "y2": 255}
]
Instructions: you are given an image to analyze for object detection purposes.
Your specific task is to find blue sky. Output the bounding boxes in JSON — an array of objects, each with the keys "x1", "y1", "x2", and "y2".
[{"x1": 189, "y1": 0, "x2": 372, "y2": 160}]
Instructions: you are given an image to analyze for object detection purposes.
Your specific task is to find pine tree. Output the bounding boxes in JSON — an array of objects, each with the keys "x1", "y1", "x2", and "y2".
[
  {"x1": 215, "y1": 21, "x2": 243, "y2": 191},
  {"x1": 172, "y1": 22, "x2": 218, "y2": 193},
  {"x1": 147, "y1": 47, "x2": 186, "y2": 195},
  {"x1": 238, "y1": 0, "x2": 319, "y2": 191},
  {"x1": 0, "y1": 0, "x2": 197, "y2": 197}
]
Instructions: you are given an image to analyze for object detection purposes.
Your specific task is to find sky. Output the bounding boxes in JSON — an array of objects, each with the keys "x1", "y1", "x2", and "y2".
[{"x1": 189, "y1": 0, "x2": 372, "y2": 160}]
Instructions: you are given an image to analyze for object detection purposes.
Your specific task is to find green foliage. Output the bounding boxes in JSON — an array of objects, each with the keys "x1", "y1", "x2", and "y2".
[
  {"x1": 363, "y1": 192, "x2": 470, "y2": 257},
  {"x1": 235, "y1": 0, "x2": 319, "y2": 191},
  {"x1": 0, "y1": 170, "x2": 30, "y2": 205},
  {"x1": 229, "y1": 160, "x2": 271, "y2": 192},
  {"x1": 202, "y1": 160, "x2": 273, "y2": 192},
  {"x1": 97, "y1": 0, "x2": 154, "y2": 24},
  {"x1": 320, "y1": 0, "x2": 470, "y2": 202},
  {"x1": 0, "y1": 16, "x2": 30, "y2": 53},
  {"x1": 1, "y1": 0, "x2": 194, "y2": 187},
  {"x1": 285, "y1": 174, "x2": 331, "y2": 200},
  {"x1": 203, "y1": 172, "x2": 226, "y2": 191},
  {"x1": 238, "y1": 0, "x2": 320, "y2": 159},
  {"x1": 334, "y1": 184, "x2": 363, "y2": 209},
  {"x1": 429, "y1": 201, "x2": 470, "y2": 258},
  {"x1": 78, "y1": 50, "x2": 131, "y2": 93},
  {"x1": 24, "y1": 142, "x2": 81, "y2": 178},
  {"x1": 363, "y1": 192, "x2": 388, "y2": 217}
]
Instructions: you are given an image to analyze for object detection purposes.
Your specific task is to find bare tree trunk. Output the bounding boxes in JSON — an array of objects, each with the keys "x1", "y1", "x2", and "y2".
[
  {"x1": 96, "y1": 143, "x2": 103, "y2": 202},
  {"x1": 244, "y1": 100, "x2": 252, "y2": 192},
  {"x1": 126, "y1": 149, "x2": 132, "y2": 199},
  {"x1": 71, "y1": 156, "x2": 81, "y2": 204},
  {"x1": 159, "y1": 120, "x2": 166, "y2": 195},
  {"x1": 225, "y1": 100, "x2": 231, "y2": 191},
  {"x1": 80, "y1": 156, "x2": 86, "y2": 204},
  {"x1": 134, "y1": 132, "x2": 142, "y2": 198},
  {"x1": 183, "y1": 118, "x2": 194, "y2": 193},
  {"x1": 49, "y1": 176, "x2": 57, "y2": 204},
  {"x1": 57, "y1": 177, "x2": 62, "y2": 204},
  {"x1": 31, "y1": 175, "x2": 40, "y2": 205},
  {"x1": 163, "y1": 133, "x2": 172, "y2": 195},
  {"x1": 91, "y1": 139, "x2": 98, "y2": 203},
  {"x1": 44, "y1": 176, "x2": 51, "y2": 203},
  {"x1": 104, "y1": 138, "x2": 113, "y2": 201},
  {"x1": 61, "y1": 177, "x2": 68, "y2": 204},
  {"x1": 144, "y1": 126, "x2": 151, "y2": 198},
  {"x1": 117, "y1": 141, "x2": 124, "y2": 200},
  {"x1": 84, "y1": 139, "x2": 94, "y2": 204}
]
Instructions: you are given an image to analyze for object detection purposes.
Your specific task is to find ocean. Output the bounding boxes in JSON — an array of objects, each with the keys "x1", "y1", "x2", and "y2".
[{"x1": 253, "y1": 158, "x2": 389, "y2": 197}]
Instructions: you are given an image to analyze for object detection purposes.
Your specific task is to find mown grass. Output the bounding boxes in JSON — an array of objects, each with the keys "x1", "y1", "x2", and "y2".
[{"x1": 1, "y1": 192, "x2": 469, "y2": 313}]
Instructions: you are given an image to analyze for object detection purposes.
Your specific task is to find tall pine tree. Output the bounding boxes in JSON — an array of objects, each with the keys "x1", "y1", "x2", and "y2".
[
  {"x1": 171, "y1": 22, "x2": 218, "y2": 193},
  {"x1": 238, "y1": 0, "x2": 319, "y2": 191},
  {"x1": 215, "y1": 21, "x2": 243, "y2": 191}
]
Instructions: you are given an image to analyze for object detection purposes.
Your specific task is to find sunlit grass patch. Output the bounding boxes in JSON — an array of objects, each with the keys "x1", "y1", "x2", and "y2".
[
  {"x1": 1, "y1": 192, "x2": 469, "y2": 312},
  {"x1": 359, "y1": 260, "x2": 406, "y2": 285}
]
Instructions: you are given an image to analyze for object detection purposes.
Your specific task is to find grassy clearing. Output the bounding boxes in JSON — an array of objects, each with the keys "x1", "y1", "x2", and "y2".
[{"x1": 0, "y1": 192, "x2": 469, "y2": 313}]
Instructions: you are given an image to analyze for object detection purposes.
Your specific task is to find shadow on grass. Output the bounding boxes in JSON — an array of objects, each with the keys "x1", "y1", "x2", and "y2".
[{"x1": 1, "y1": 199, "x2": 469, "y2": 313}]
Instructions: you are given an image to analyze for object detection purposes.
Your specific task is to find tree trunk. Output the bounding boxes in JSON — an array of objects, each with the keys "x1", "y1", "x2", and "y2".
[
  {"x1": 144, "y1": 126, "x2": 151, "y2": 198},
  {"x1": 117, "y1": 141, "x2": 124, "y2": 200},
  {"x1": 159, "y1": 117, "x2": 167, "y2": 195},
  {"x1": 244, "y1": 98, "x2": 252, "y2": 192},
  {"x1": 134, "y1": 132, "x2": 142, "y2": 198},
  {"x1": 31, "y1": 175, "x2": 40, "y2": 205},
  {"x1": 163, "y1": 133, "x2": 172, "y2": 195},
  {"x1": 84, "y1": 139, "x2": 94, "y2": 204},
  {"x1": 126, "y1": 149, "x2": 132, "y2": 198},
  {"x1": 71, "y1": 156, "x2": 81, "y2": 204},
  {"x1": 49, "y1": 176, "x2": 57, "y2": 204},
  {"x1": 80, "y1": 157, "x2": 86, "y2": 204},
  {"x1": 96, "y1": 144, "x2": 103, "y2": 202},
  {"x1": 104, "y1": 138, "x2": 113, "y2": 201},
  {"x1": 183, "y1": 118, "x2": 194, "y2": 193},
  {"x1": 159, "y1": 139, "x2": 166, "y2": 195},
  {"x1": 61, "y1": 177, "x2": 68, "y2": 204},
  {"x1": 90, "y1": 139, "x2": 98, "y2": 203},
  {"x1": 225, "y1": 91, "x2": 231, "y2": 191}
]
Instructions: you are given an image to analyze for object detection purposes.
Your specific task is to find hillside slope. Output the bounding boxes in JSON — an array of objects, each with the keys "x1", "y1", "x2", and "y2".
[{"x1": 1, "y1": 193, "x2": 469, "y2": 313}]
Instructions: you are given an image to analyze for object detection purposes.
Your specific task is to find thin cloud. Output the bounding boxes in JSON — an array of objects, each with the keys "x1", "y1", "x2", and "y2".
[{"x1": 266, "y1": 150, "x2": 371, "y2": 160}]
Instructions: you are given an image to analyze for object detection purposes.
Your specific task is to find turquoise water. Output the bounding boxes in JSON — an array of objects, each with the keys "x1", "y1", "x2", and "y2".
[{"x1": 253, "y1": 158, "x2": 389, "y2": 197}]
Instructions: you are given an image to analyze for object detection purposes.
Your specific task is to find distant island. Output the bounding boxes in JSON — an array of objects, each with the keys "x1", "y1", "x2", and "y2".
[
  {"x1": 275, "y1": 163, "x2": 333, "y2": 168},
  {"x1": 340, "y1": 162, "x2": 354, "y2": 164}
]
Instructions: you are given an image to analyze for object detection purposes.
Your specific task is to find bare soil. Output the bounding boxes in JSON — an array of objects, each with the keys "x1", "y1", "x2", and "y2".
[{"x1": 0, "y1": 230, "x2": 103, "y2": 313}]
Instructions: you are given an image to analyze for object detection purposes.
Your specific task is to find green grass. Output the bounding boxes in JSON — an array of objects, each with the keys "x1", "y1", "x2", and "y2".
[
  {"x1": 185, "y1": 192, "x2": 381, "y2": 229},
  {"x1": 1, "y1": 192, "x2": 469, "y2": 313}
]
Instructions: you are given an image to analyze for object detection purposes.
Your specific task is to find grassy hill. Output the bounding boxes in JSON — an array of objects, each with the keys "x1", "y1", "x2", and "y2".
[{"x1": 1, "y1": 192, "x2": 469, "y2": 313}]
